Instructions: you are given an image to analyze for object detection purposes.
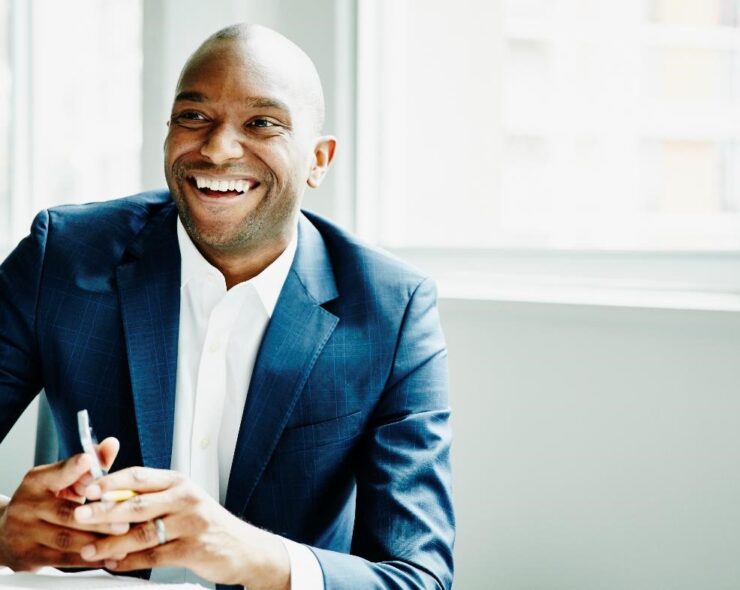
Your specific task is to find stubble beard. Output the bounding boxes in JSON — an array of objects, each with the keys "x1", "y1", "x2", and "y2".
[
  {"x1": 174, "y1": 189, "x2": 264, "y2": 252},
  {"x1": 168, "y1": 165, "x2": 299, "y2": 254}
]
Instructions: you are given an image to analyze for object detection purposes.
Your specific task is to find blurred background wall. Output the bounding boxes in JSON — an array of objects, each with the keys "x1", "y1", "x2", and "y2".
[{"x1": 2, "y1": 1, "x2": 740, "y2": 588}]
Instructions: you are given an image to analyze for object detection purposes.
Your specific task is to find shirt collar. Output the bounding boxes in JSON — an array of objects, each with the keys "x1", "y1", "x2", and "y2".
[{"x1": 176, "y1": 217, "x2": 297, "y2": 318}]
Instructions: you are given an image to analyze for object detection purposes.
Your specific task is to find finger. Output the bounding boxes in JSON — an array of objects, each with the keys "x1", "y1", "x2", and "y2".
[
  {"x1": 55, "y1": 487, "x2": 86, "y2": 504},
  {"x1": 69, "y1": 472, "x2": 96, "y2": 498},
  {"x1": 81, "y1": 517, "x2": 176, "y2": 561},
  {"x1": 34, "y1": 522, "x2": 100, "y2": 553},
  {"x1": 30, "y1": 545, "x2": 108, "y2": 570},
  {"x1": 30, "y1": 454, "x2": 92, "y2": 494},
  {"x1": 38, "y1": 498, "x2": 85, "y2": 528},
  {"x1": 38, "y1": 498, "x2": 131, "y2": 535},
  {"x1": 104, "y1": 540, "x2": 182, "y2": 572},
  {"x1": 64, "y1": 439, "x2": 120, "y2": 500},
  {"x1": 75, "y1": 489, "x2": 181, "y2": 525},
  {"x1": 86, "y1": 467, "x2": 181, "y2": 499},
  {"x1": 97, "y1": 437, "x2": 120, "y2": 471}
]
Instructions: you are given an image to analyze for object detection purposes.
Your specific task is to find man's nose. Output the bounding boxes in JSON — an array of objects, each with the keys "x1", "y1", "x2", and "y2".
[{"x1": 200, "y1": 125, "x2": 245, "y2": 163}]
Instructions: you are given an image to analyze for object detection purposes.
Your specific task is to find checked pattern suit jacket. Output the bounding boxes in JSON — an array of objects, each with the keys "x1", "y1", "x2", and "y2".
[{"x1": 0, "y1": 190, "x2": 455, "y2": 589}]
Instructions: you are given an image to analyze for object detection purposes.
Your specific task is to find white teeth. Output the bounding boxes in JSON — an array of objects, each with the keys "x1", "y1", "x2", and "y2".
[{"x1": 192, "y1": 176, "x2": 252, "y2": 193}]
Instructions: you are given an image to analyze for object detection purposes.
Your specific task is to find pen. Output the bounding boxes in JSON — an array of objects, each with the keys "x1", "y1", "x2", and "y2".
[
  {"x1": 101, "y1": 489, "x2": 139, "y2": 502},
  {"x1": 77, "y1": 409, "x2": 138, "y2": 502}
]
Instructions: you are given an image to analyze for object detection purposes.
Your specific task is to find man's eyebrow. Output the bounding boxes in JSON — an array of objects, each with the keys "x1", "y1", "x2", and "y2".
[
  {"x1": 244, "y1": 97, "x2": 291, "y2": 113},
  {"x1": 173, "y1": 92, "x2": 290, "y2": 114},
  {"x1": 174, "y1": 91, "x2": 206, "y2": 103}
]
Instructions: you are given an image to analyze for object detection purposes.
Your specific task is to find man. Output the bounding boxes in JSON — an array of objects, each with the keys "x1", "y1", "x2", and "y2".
[{"x1": 0, "y1": 23, "x2": 454, "y2": 590}]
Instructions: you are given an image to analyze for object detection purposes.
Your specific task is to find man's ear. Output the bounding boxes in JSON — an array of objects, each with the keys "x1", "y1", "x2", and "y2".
[{"x1": 307, "y1": 136, "x2": 337, "y2": 188}]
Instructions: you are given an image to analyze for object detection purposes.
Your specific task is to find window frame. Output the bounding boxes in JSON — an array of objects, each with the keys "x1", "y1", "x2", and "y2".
[
  {"x1": 4, "y1": 0, "x2": 32, "y2": 256},
  {"x1": 355, "y1": 0, "x2": 740, "y2": 309}
]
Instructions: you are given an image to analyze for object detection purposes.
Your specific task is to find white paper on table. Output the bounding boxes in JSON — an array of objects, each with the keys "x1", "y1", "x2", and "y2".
[{"x1": 0, "y1": 567, "x2": 206, "y2": 589}]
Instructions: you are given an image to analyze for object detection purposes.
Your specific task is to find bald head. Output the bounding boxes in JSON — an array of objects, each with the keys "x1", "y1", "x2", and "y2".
[
  {"x1": 177, "y1": 23, "x2": 326, "y2": 134},
  {"x1": 164, "y1": 22, "x2": 337, "y2": 262}
]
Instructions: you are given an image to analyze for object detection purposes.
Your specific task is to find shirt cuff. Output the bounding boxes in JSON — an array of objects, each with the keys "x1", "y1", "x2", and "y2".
[{"x1": 279, "y1": 536, "x2": 325, "y2": 590}]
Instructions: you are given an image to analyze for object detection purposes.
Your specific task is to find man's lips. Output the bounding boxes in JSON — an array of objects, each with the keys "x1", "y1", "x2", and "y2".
[{"x1": 186, "y1": 174, "x2": 260, "y2": 198}]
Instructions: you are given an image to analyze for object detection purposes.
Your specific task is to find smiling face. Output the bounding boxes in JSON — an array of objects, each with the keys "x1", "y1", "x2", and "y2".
[{"x1": 165, "y1": 31, "x2": 334, "y2": 258}]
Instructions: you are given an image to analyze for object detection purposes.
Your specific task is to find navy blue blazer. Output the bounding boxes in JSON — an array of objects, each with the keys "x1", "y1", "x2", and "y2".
[{"x1": 0, "y1": 190, "x2": 454, "y2": 589}]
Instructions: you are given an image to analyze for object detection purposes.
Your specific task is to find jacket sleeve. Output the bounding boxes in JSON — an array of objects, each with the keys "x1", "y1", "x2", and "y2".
[
  {"x1": 311, "y1": 277, "x2": 455, "y2": 589},
  {"x1": 0, "y1": 211, "x2": 48, "y2": 442}
]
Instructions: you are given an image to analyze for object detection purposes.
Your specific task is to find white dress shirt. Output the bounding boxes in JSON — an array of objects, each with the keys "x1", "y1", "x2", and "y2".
[{"x1": 149, "y1": 219, "x2": 323, "y2": 589}]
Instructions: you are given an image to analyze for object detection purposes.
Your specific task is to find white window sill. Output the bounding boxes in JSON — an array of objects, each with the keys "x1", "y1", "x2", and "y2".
[
  {"x1": 437, "y1": 279, "x2": 740, "y2": 312},
  {"x1": 392, "y1": 247, "x2": 740, "y2": 313}
]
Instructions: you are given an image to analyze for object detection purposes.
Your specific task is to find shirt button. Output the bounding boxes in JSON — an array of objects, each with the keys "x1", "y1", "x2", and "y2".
[
  {"x1": 200, "y1": 437, "x2": 210, "y2": 449},
  {"x1": 208, "y1": 341, "x2": 221, "y2": 353}
]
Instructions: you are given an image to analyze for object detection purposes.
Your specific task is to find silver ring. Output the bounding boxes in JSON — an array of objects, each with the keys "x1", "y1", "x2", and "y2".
[{"x1": 154, "y1": 517, "x2": 167, "y2": 545}]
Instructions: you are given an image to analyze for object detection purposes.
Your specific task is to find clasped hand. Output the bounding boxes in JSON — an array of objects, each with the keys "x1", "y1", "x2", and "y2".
[
  {"x1": 74, "y1": 465, "x2": 289, "y2": 588},
  {"x1": 0, "y1": 441, "x2": 289, "y2": 590},
  {"x1": 0, "y1": 437, "x2": 124, "y2": 571}
]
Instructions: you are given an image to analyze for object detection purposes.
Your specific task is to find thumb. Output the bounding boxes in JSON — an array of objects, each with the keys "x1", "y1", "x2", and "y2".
[
  {"x1": 97, "y1": 437, "x2": 120, "y2": 471},
  {"x1": 34, "y1": 453, "x2": 92, "y2": 493},
  {"x1": 68, "y1": 437, "x2": 121, "y2": 498}
]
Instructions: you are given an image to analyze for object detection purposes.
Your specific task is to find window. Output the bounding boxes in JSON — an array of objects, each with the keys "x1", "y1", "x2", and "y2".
[
  {"x1": 357, "y1": 0, "x2": 740, "y2": 252},
  {"x1": 3, "y1": 0, "x2": 142, "y2": 250},
  {"x1": 0, "y1": 0, "x2": 10, "y2": 244}
]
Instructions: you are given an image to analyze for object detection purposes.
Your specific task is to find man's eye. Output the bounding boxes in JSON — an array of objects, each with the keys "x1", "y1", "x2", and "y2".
[
  {"x1": 175, "y1": 111, "x2": 207, "y2": 122},
  {"x1": 248, "y1": 119, "x2": 275, "y2": 128}
]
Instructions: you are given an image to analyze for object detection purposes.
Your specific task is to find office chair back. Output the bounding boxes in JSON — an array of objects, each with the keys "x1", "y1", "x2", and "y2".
[{"x1": 34, "y1": 392, "x2": 59, "y2": 466}]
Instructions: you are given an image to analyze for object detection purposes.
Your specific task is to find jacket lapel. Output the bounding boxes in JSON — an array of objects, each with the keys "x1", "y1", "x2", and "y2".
[
  {"x1": 116, "y1": 202, "x2": 181, "y2": 470},
  {"x1": 225, "y1": 214, "x2": 339, "y2": 515}
]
